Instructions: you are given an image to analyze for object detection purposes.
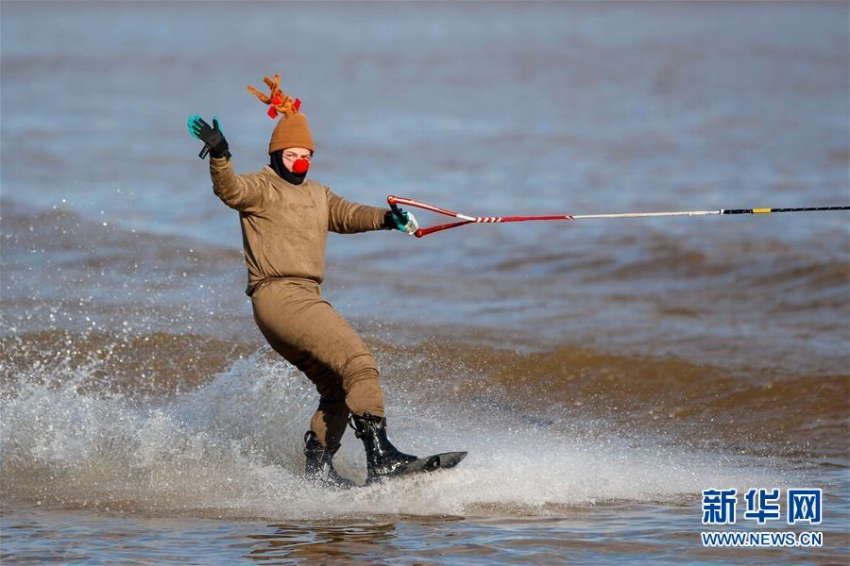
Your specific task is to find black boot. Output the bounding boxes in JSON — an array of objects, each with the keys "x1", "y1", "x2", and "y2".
[
  {"x1": 350, "y1": 413, "x2": 418, "y2": 484},
  {"x1": 303, "y1": 431, "x2": 356, "y2": 489}
]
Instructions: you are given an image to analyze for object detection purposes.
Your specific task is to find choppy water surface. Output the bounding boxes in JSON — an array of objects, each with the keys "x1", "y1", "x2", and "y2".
[{"x1": 2, "y1": 1, "x2": 848, "y2": 564}]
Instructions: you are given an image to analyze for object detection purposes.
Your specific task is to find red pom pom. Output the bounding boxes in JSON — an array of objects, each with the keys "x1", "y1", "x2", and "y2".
[{"x1": 292, "y1": 159, "x2": 310, "y2": 174}]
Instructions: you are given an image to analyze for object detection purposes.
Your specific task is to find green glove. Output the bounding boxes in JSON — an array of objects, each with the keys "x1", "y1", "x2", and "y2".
[
  {"x1": 187, "y1": 114, "x2": 231, "y2": 159},
  {"x1": 384, "y1": 209, "x2": 419, "y2": 235}
]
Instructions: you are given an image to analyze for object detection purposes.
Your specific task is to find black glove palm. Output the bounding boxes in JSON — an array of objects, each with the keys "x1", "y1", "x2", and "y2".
[{"x1": 187, "y1": 115, "x2": 231, "y2": 159}]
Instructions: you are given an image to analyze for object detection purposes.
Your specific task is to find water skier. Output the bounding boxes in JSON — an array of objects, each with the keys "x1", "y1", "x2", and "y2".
[{"x1": 188, "y1": 74, "x2": 422, "y2": 488}]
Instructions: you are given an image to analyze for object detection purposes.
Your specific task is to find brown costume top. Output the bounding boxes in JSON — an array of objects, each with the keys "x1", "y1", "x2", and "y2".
[{"x1": 209, "y1": 157, "x2": 387, "y2": 295}]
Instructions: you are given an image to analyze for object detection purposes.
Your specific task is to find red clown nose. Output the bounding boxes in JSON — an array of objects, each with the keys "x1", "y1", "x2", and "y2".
[{"x1": 292, "y1": 158, "x2": 310, "y2": 175}]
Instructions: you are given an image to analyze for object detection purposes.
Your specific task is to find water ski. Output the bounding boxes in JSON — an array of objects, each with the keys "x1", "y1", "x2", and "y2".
[{"x1": 390, "y1": 451, "x2": 468, "y2": 478}]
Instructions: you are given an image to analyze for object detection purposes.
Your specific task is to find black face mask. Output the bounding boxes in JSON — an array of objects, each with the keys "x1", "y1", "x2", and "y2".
[{"x1": 270, "y1": 150, "x2": 308, "y2": 185}]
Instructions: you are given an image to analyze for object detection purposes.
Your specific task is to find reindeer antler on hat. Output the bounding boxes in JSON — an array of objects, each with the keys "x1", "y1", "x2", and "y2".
[
  {"x1": 249, "y1": 73, "x2": 315, "y2": 153},
  {"x1": 247, "y1": 74, "x2": 302, "y2": 119}
]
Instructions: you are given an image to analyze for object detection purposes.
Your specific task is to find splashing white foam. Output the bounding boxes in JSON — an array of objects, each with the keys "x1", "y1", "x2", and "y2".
[{"x1": 1, "y1": 350, "x2": 790, "y2": 520}]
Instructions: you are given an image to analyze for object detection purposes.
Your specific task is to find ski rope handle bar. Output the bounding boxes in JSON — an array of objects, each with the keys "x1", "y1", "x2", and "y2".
[{"x1": 387, "y1": 195, "x2": 850, "y2": 238}]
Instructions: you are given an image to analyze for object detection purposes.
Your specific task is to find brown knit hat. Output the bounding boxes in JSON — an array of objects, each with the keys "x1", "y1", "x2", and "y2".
[
  {"x1": 247, "y1": 74, "x2": 315, "y2": 154},
  {"x1": 268, "y1": 113, "x2": 314, "y2": 154}
]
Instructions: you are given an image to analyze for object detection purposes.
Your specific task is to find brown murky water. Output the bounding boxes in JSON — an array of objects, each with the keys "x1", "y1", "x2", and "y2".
[{"x1": 2, "y1": 1, "x2": 848, "y2": 563}]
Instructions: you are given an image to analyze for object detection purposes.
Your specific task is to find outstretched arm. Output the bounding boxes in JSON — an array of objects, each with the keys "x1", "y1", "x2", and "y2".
[{"x1": 325, "y1": 190, "x2": 419, "y2": 235}]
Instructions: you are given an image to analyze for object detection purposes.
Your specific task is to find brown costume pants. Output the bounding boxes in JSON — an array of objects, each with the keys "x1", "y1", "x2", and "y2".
[{"x1": 251, "y1": 278, "x2": 385, "y2": 452}]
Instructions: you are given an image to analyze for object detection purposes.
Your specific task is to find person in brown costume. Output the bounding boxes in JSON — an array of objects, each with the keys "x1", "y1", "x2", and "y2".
[{"x1": 188, "y1": 74, "x2": 421, "y2": 488}]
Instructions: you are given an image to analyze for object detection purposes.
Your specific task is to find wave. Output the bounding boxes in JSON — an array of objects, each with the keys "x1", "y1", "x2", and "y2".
[{"x1": 1, "y1": 328, "x2": 843, "y2": 520}]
